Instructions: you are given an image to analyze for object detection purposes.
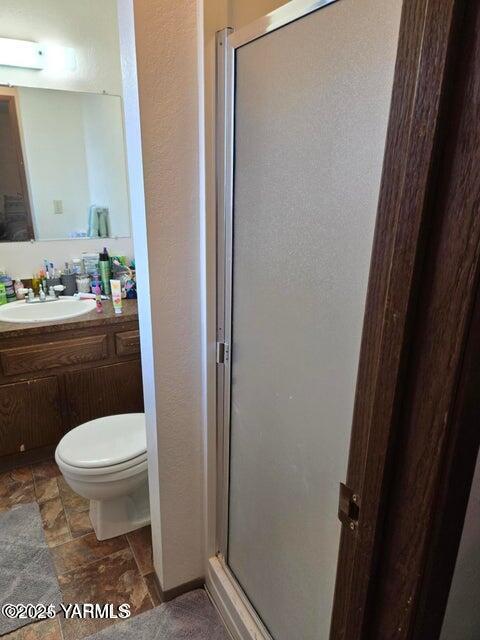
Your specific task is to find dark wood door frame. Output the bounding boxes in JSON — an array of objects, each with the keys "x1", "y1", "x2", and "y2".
[
  {"x1": 0, "y1": 94, "x2": 35, "y2": 240},
  {"x1": 330, "y1": 0, "x2": 471, "y2": 637},
  {"x1": 412, "y1": 270, "x2": 480, "y2": 639},
  {"x1": 367, "y1": 0, "x2": 480, "y2": 637}
]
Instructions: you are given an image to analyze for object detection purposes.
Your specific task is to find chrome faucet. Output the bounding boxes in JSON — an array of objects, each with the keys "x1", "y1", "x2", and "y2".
[{"x1": 23, "y1": 285, "x2": 60, "y2": 303}]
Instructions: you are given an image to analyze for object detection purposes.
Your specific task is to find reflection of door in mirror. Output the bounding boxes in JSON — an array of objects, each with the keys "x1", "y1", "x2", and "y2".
[{"x1": 0, "y1": 95, "x2": 34, "y2": 242}]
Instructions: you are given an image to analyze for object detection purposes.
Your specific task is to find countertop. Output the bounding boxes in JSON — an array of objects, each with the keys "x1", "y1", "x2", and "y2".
[{"x1": 0, "y1": 298, "x2": 138, "y2": 339}]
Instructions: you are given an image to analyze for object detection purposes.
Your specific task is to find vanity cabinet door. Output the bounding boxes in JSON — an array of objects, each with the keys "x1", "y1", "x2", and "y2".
[
  {"x1": 0, "y1": 377, "x2": 63, "y2": 456},
  {"x1": 64, "y1": 360, "x2": 144, "y2": 428}
]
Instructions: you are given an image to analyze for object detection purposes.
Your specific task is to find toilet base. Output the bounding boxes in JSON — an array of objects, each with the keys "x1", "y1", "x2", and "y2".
[{"x1": 89, "y1": 480, "x2": 150, "y2": 540}]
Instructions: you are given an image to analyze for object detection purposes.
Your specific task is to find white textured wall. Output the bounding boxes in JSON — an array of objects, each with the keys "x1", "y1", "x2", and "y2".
[
  {"x1": 0, "y1": 238, "x2": 133, "y2": 279},
  {"x1": 117, "y1": 0, "x2": 163, "y2": 582},
  {"x1": 0, "y1": 0, "x2": 122, "y2": 94},
  {"x1": 129, "y1": 0, "x2": 205, "y2": 589},
  {"x1": 228, "y1": 0, "x2": 287, "y2": 29}
]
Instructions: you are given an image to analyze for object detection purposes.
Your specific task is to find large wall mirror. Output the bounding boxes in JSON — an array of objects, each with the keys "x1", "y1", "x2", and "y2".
[{"x1": 0, "y1": 87, "x2": 130, "y2": 242}]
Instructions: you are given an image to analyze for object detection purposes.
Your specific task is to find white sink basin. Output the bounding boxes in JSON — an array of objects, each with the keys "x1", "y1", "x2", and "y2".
[{"x1": 0, "y1": 296, "x2": 96, "y2": 324}]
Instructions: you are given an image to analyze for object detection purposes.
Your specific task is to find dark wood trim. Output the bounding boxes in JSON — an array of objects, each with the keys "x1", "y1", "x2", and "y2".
[
  {"x1": 365, "y1": 0, "x2": 480, "y2": 636},
  {"x1": 0, "y1": 444, "x2": 55, "y2": 473},
  {"x1": 151, "y1": 572, "x2": 205, "y2": 604},
  {"x1": 412, "y1": 277, "x2": 480, "y2": 639},
  {"x1": 0, "y1": 94, "x2": 35, "y2": 240},
  {"x1": 330, "y1": 0, "x2": 465, "y2": 637},
  {"x1": 411, "y1": 5, "x2": 480, "y2": 636}
]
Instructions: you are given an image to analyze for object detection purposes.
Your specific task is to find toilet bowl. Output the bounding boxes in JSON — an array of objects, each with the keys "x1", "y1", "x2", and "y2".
[{"x1": 55, "y1": 413, "x2": 150, "y2": 540}]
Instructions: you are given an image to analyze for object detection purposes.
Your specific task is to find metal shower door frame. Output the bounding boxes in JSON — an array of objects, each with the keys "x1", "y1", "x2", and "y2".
[
  {"x1": 215, "y1": 0, "x2": 340, "y2": 565},
  {"x1": 214, "y1": 4, "x2": 341, "y2": 637}
]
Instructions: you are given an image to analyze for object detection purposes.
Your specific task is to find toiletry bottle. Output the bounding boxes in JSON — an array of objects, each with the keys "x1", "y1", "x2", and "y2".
[
  {"x1": 14, "y1": 279, "x2": 25, "y2": 300},
  {"x1": 99, "y1": 247, "x2": 111, "y2": 295},
  {"x1": 31, "y1": 273, "x2": 40, "y2": 295},
  {"x1": 110, "y1": 280, "x2": 123, "y2": 315},
  {"x1": 0, "y1": 283, "x2": 7, "y2": 306},
  {"x1": 95, "y1": 284, "x2": 103, "y2": 313},
  {"x1": 91, "y1": 272, "x2": 102, "y2": 295},
  {"x1": 0, "y1": 274, "x2": 16, "y2": 303},
  {"x1": 82, "y1": 252, "x2": 99, "y2": 276}
]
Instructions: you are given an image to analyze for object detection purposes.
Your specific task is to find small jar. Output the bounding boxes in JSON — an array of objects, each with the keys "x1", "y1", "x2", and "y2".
[{"x1": 76, "y1": 274, "x2": 91, "y2": 293}]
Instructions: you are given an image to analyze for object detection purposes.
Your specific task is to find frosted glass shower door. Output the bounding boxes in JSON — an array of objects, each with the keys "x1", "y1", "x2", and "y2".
[{"x1": 221, "y1": 1, "x2": 402, "y2": 639}]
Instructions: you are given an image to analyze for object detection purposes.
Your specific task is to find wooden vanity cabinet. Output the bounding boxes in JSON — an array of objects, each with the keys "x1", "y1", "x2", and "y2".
[
  {"x1": 64, "y1": 359, "x2": 143, "y2": 427},
  {"x1": 0, "y1": 314, "x2": 143, "y2": 470},
  {"x1": 0, "y1": 377, "x2": 63, "y2": 457}
]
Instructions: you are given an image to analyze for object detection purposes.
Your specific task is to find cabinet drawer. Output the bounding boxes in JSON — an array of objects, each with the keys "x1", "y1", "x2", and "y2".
[
  {"x1": 115, "y1": 330, "x2": 140, "y2": 356},
  {"x1": 0, "y1": 335, "x2": 108, "y2": 376}
]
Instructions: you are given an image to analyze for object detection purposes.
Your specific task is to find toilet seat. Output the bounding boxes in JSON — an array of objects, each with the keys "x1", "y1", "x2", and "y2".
[
  {"x1": 56, "y1": 413, "x2": 146, "y2": 471},
  {"x1": 55, "y1": 454, "x2": 148, "y2": 482}
]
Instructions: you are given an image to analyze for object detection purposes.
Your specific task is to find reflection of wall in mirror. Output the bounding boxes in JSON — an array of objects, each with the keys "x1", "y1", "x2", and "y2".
[
  {"x1": 16, "y1": 87, "x2": 130, "y2": 240},
  {"x1": 81, "y1": 93, "x2": 130, "y2": 238}
]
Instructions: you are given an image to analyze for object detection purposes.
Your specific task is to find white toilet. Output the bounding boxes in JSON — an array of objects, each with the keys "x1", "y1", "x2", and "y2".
[{"x1": 55, "y1": 413, "x2": 150, "y2": 541}]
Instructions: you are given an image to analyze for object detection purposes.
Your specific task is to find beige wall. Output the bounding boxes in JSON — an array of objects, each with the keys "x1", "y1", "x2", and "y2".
[
  {"x1": 127, "y1": 0, "x2": 205, "y2": 590},
  {"x1": 228, "y1": 0, "x2": 288, "y2": 29}
]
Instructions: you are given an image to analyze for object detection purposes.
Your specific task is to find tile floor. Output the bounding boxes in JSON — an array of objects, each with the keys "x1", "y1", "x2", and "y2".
[{"x1": 0, "y1": 460, "x2": 168, "y2": 640}]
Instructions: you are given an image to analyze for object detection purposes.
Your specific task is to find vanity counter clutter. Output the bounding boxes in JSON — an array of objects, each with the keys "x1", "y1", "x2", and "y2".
[{"x1": 0, "y1": 299, "x2": 143, "y2": 471}]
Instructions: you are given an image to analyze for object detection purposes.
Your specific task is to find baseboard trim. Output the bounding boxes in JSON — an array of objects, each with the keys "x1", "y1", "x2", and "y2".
[
  {"x1": 206, "y1": 556, "x2": 272, "y2": 640},
  {"x1": 0, "y1": 444, "x2": 55, "y2": 472},
  {"x1": 152, "y1": 573, "x2": 205, "y2": 603}
]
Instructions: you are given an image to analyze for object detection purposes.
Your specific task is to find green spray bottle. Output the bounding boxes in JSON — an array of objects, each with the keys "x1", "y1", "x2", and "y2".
[{"x1": 99, "y1": 247, "x2": 111, "y2": 295}]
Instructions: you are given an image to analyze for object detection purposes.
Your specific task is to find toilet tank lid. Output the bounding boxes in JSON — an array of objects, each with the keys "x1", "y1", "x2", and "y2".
[{"x1": 57, "y1": 413, "x2": 146, "y2": 468}]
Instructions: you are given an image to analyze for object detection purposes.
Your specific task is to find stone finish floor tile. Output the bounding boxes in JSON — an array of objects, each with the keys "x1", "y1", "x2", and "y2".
[
  {"x1": 57, "y1": 476, "x2": 89, "y2": 515},
  {"x1": 143, "y1": 572, "x2": 162, "y2": 607},
  {"x1": 67, "y1": 510, "x2": 94, "y2": 538},
  {"x1": 0, "y1": 466, "x2": 35, "y2": 512},
  {"x1": 51, "y1": 532, "x2": 128, "y2": 574},
  {"x1": 31, "y1": 461, "x2": 61, "y2": 482},
  {"x1": 39, "y1": 496, "x2": 72, "y2": 547},
  {"x1": 34, "y1": 478, "x2": 59, "y2": 505},
  {"x1": 0, "y1": 459, "x2": 226, "y2": 640},
  {"x1": 58, "y1": 548, "x2": 152, "y2": 640},
  {"x1": 0, "y1": 466, "x2": 33, "y2": 486},
  {"x1": 126, "y1": 526, "x2": 153, "y2": 576}
]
